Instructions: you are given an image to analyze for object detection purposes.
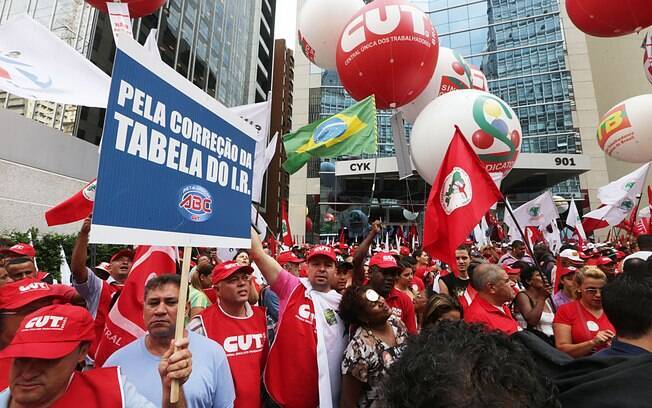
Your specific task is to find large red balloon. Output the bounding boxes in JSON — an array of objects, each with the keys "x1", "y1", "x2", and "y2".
[
  {"x1": 336, "y1": 0, "x2": 439, "y2": 109},
  {"x1": 566, "y1": 0, "x2": 652, "y2": 37},
  {"x1": 86, "y1": 0, "x2": 165, "y2": 18}
]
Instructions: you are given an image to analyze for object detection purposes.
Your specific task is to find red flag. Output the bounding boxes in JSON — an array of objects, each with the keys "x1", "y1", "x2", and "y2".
[
  {"x1": 45, "y1": 179, "x2": 96, "y2": 226},
  {"x1": 525, "y1": 226, "x2": 545, "y2": 248},
  {"x1": 423, "y1": 127, "x2": 503, "y2": 269},
  {"x1": 396, "y1": 226, "x2": 405, "y2": 242},
  {"x1": 338, "y1": 228, "x2": 346, "y2": 246},
  {"x1": 266, "y1": 234, "x2": 278, "y2": 258},
  {"x1": 93, "y1": 246, "x2": 177, "y2": 366},
  {"x1": 634, "y1": 218, "x2": 650, "y2": 236},
  {"x1": 281, "y1": 200, "x2": 294, "y2": 247}
]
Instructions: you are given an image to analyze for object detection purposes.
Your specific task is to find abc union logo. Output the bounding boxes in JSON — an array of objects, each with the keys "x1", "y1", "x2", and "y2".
[{"x1": 178, "y1": 185, "x2": 213, "y2": 222}]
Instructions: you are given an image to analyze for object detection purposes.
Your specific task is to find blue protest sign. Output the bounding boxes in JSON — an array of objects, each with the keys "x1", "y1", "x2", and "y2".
[{"x1": 90, "y1": 35, "x2": 256, "y2": 248}]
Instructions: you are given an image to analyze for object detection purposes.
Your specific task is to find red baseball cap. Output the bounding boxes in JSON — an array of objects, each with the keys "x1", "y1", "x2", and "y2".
[
  {"x1": 110, "y1": 248, "x2": 134, "y2": 263},
  {"x1": 0, "y1": 243, "x2": 36, "y2": 258},
  {"x1": 211, "y1": 261, "x2": 253, "y2": 285},
  {"x1": 369, "y1": 252, "x2": 399, "y2": 269},
  {"x1": 306, "y1": 245, "x2": 337, "y2": 262},
  {"x1": 595, "y1": 256, "x2": 615, "y2": 266},
  {"x1": 399, "y1": 246, "x2": 410, "y2": 257},
  {"x1": 0, "y1": 279, "x2": 75, "y2": 311},
  {"x1": 277, "y1": 251, "x2": 303, "y2": 264},
  {"x1": 559, "y1": 266, "x2": 578, "y2": 278},
  {"x1": 504, "y1": 265, "x2": 522, "y2": 276},
  {"x1": 0, "y1": 304, "x2": 94, "y2": 360}
]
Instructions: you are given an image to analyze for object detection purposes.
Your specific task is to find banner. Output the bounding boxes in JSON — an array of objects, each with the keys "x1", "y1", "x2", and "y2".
[
  {"x1": 107, "y1": 3, "x2": 133, "y2": 42},
  {"x1": 0, "y1": 15, "x2": 110, "y2": 107},
  {"x1": 90, "y1": 34, "x2": 257, "y2": 248},
  {"x1": 391, "y1": 111, "x2": 412, "y2": 180}
]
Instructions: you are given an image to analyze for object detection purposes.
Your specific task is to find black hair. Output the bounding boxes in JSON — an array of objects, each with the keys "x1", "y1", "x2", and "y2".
[
  {"x1": 519, "y1": 265, "x2": 539, "y2": 289},
  {"x1": 232, "y1": 249, "x2": 249, "y2": 261},
  {"x1": 602, "y1": 267, "x2": 652, "y2": 339},
  {"x1": 339, "y1": 285, "x2": 373, "y2": 326},
  {"x1": 511, "y1": 240, "x2": 525, "y2": 249},
  {"x1": 423, "y1": 294, "x2": 463, "y2": 327},
  {"x1": 397, "y1": 259, "x2": 414, "y2": 271},
  {"x1": 5, "y1": 257, "x2": 33, "y2": 267},
  {"x1": 637, "y1": 234, "x2": 652, "y2": 251},
  {"x1": 144, "y1": 274, "x2": 181, "y2": 298},
  {"x1": 382, "y1": 320, "x2": 559, "y2": 407},
  {"x1": 623, "y1": 258, "x2": 648, "y2": 275},
  {"x1": 402, "y1": 256, "x2": 418, "y2": 267},
  {"x1": 412, "y1": 248, "x2": 424, "y2": 258}
]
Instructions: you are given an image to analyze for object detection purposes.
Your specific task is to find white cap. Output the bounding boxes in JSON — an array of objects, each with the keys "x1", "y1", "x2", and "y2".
[
  {"x1": 559, "y1": 249, "x2": 582, "y2": 262},
  {"x1": 623, "y1": 251, "x2": 652, "y2": 263}
]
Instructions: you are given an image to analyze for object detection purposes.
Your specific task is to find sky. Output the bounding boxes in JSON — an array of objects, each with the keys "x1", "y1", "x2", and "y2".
[{"x1": 274, "y1": 0, "x2": 298, "y2": 49}]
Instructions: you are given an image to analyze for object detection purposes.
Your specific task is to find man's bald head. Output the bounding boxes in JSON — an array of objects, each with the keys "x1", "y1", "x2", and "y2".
[{"x1": 471, "y1": 263, "x2": 504, "y2": 292}]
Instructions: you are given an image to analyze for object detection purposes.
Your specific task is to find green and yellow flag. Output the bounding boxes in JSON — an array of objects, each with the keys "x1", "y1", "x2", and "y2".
[{"x1": 282, "y1": 95, "x2": 377, "y2": 174}]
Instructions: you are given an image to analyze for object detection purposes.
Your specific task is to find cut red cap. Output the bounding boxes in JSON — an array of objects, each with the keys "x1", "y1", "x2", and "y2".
[
  {"x1": 94, "y1": 262, "x2": 111, "y2": 273},
  {"x1": 306, "y1": 245, "x2": 337, "y2": 262},
  {"x1": 504, "y1": 265, "x2": 521, "y2": 275},
  {"x1": 559, "y1": 266, "x2": 578, "y2": 278},
  {"x1": 399, "y1": 246, "x2": 410, "y2": 257},
  {"x1": 0, "y1": 304, "x2": 94, "y2": 360},
  {"x1": 0, "y1": 243, "x2": 36, "y2": 258},
  {"x1": 615, "y1": 251, "x2": 626, "y2": 260},
  {"x1": 0, "y1": 279, "x2": 75, "y2": 311},
  {"x1": 369, "y1": 252, "x2": 399, "y2": 269},
  {"x1": 595, "y1": 256, "x2": 615, "y2": 266},
  {"x1": 277, "y1": 251, "x2": 302, "y2": 264},
  {"x1": 211, "y1": 261, "x2": 253, "y2": 285},
  {"x1": 110, "y1": 248, "x2": 134, "y2": 263}
]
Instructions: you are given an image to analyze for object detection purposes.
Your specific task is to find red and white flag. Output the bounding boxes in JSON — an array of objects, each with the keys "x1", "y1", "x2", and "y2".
[
  {"x1": 94, "y1": 246, "x2": 177, "y2": 366},
  {"x1": 597, "y1": 163, "x2": 649, "y2": 206},
  {"x1": 45, "y1": 179, "x2": 96, "y2": 226},
  {"x1": 423, "y1": 127, "x2": 503, "y2": 268},
  {"x1": 281, "y1": 200, "x2": 294, "y2": 247},
  {"x1": 566, "y1": 199, "x2": 586, "y2": 242}
]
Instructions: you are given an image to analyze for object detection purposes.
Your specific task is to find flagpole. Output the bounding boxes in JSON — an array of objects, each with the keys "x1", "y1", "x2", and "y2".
[
  {"x1": 503, "y1": 199, "x2": 556, "y2": 312},
  {"x1": 170, "y1": 246, "x2": 191, "y2": 403}
]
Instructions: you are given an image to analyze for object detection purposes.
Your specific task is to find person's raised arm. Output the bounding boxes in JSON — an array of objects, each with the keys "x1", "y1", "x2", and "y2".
[
  {"x1": 249, "y1": 228, "x2": 282, "y2": 286},
  {"x1": 352, "y1": 220, "x2": 382, "y2": 286},
  {"x1": 71, "y1": 216, "x2": 91, "y2": 284}
]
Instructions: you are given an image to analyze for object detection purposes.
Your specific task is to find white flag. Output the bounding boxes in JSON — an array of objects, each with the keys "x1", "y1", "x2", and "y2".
[
  {"x1": 543, "y1": 222, "x2": 562, "y2": 255},
  {"x1": 229, "y1": 99, "x2": 272, "y2": 203},
  {"x1": 144, "y1": 29, "x2": 161, "y2": 60},
  {"x1": 0, "y1": 15, "x2": 110, "y2": 107},
  {"x1": 473, "y1": 216, "x2": 489, "y2": 247},
  {"x1": 251, "y1": 132, "x2": 278, "y2": 203},
  {"x1": 582, "y1": 204, "x2": 631, "y2": 230},
  {"x1": 504, "y1": 191, "x2": 559, "y2": 241},
  {"x1": 59, "y1": 245, "x2": 72, "y2": 285},
  {"x1": 566, "y1": 200, "x2": 586, "y2": 240},
  {"x1": 597, "y1": 163, "x2": 649, "y2": 206},
  {"x1": 639, "y1": 205, "x2": 651, "y2": 218}
]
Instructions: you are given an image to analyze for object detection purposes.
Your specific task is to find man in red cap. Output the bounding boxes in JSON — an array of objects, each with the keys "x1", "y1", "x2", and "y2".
[
  {"x1": 187, "y1": 261, "x2": 266, "y2": 408},
  {"x1": 464, "y1": 264, "x2": 521, "y2": 335},
  {"x1": 0, "y1": 279, "x2": 82, "y2": 390},
  {"x1": 592, "y1": 257, "x2": 617, "y2": 282},
  {"x1": 276, "y1": 251, "x2": 303, "y2": 276},
  {"x1": 71, "y1": 217, "x2": 134, "y2": 360},
  {"x1": 0, "y1": 304, "x2": 192, "y2": 407},
  {"x1": 1, "y1": 244, "x2": 52, "y2": 284},
  {"x1": 250, "y1": 228, "x2": 346, "y2": 408}
]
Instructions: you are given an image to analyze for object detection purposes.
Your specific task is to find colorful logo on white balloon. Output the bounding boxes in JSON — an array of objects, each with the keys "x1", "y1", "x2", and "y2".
[
  {"x1": 470, "y1": 95, "x2": 521, "y2": 176},
  {"x1": 439, "y1": 50, "x2": 472, "y2": 95}
]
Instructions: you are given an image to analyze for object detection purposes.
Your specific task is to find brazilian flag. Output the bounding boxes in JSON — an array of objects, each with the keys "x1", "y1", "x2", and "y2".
[{"x1": 282, "y1": 95, "x2": 377, "y2": 174}]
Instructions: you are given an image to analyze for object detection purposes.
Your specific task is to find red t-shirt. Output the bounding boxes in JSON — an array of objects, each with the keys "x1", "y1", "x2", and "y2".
[
  {"x1": 415, "y1": 265, "x2": 431, "y2": 280},
  {"x1": 464, "y1": 295, "x2": 520, "y2": 335},
  {"x1": 0, "y1": 358, "x2": 11, "y2": 390},
  {"x1": 553, "y1": 300, "x2": 615, "y2": 351},
  {"x1": 385, "y1": 288, "x2": 417, "y2": 335},
  {"x1": 410, "y1": 276, "x2": 425, "y2": 293}
]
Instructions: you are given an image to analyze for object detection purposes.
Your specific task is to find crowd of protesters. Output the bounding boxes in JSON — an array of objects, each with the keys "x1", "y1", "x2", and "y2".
[{"x1": 1, "y1": 217, "x2": 652, "y2": 407}]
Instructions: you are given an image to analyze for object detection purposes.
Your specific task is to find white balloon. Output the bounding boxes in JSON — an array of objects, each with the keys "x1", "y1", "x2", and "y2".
[
  {"x1": 410, "y1": 89, "x2": 522, "y2": 184},
  {"x1": 398, "y1": 47, "x2": 473, "y2": 123},
  {"x1": 297, "y1": 0, "x2": 364, "y2": 69},
  {"x1": 643, "y1": 32, "x2": 652, "y2": 85},
  {"x1": 597, "y1": 94, "x2": 652, "y2": 163}
]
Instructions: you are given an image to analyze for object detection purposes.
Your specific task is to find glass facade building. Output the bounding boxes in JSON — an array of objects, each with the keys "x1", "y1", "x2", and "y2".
[{"x1": 312, "y1": 0, "x2": 583, "y2": 240}]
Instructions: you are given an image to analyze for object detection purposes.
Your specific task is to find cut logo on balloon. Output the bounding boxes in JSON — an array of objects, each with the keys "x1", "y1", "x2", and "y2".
[
  {"x1": 597, "y1": 103, "x2": 633, "y2": 152},
  {"x1": 297, "y1": 30, "x2": 316, "y2": 63},
  {"x1": 471, "y1": 95, "x2": 519, "y2": 174}
]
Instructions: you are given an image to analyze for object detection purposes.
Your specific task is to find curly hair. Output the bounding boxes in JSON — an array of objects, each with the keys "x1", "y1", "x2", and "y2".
[
  {"x1": 339, "y1": 285, "x2": 373, "y2": 327},
  {"x1": 381, "y1": 320, "x2": 560, "y2": 408}
]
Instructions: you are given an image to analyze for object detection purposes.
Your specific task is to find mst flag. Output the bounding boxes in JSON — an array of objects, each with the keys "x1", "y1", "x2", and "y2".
[
  {"x1": 282, "y1": 95, "x2": 377, "y2": 174},
  {"x1": 93, "y1": 246, "x2": 177, "y2": 366},
  {"x1": 423, "y1": 127, "x2": 502, "y2": 269},
  {"x1": 45, "y1": 179, "x2": 96, "y2": 226}
]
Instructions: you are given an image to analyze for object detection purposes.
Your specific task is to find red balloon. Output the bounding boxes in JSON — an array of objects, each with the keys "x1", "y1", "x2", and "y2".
[
  {"x1": 85, "y1": 0, "x2": 165, "y2": 18},
  {"x1": 472, "y1": 129, "x2": 493, "y2": 150},
  {"x1": 565, "y1": 0, "x2": 652, "y2": 37},
  {"x1": 335, "y1": 0, "x2": 439, "y2": 109}
]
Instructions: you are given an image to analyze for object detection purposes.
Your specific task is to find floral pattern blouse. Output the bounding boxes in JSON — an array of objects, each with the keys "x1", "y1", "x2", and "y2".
[{"x1": 341, "y1": 315, "x2": 409, "y2": 407}]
